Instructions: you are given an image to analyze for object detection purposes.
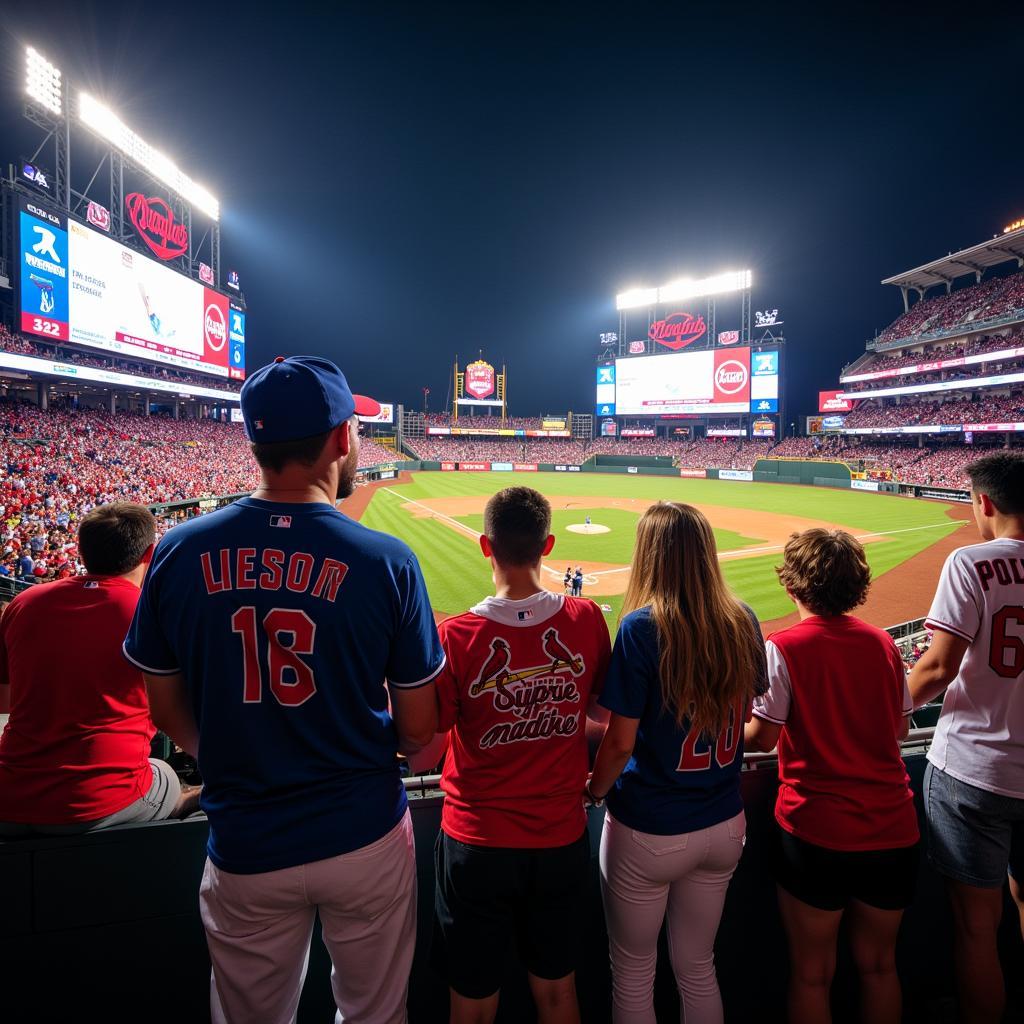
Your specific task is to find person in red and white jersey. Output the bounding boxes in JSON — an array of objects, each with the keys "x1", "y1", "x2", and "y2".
[
  {"x1": 746, "y1": 529, "x2": 918, "y2": 1024},
  {"x1": 429, "y1": 486, "x2": 610, "y2": 1024},
  {"x1": 909, "y1": 451, "x2": 1024, "y2": 1024}
]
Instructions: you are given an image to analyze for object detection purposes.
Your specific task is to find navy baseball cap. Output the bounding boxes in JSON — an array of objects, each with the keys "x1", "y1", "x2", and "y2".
[{"x1": 240, "y1": 355, "x2": 381, "y2": 443}]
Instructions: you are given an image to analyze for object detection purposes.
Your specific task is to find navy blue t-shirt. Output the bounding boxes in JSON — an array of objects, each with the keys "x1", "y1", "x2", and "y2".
[
  {"x1": 599, "y1": 605, "x2": 767, "y2": 836},
  {"x1": 124, "y1": 497, "x2": 444, "y2": 873}
]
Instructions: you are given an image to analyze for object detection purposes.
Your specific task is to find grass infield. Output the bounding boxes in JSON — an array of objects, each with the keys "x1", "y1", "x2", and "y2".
[{"x1": 359, "y1": 472, "x2": 963, "y2": 629}]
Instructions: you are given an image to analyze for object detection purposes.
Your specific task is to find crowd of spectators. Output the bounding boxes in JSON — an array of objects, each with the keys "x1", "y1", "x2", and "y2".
[
  {"x1": 843, "y1": 393, "x2": 1024, "y2": 429},
  {"x1": 876, "y1": 270, "x2": 1024, "y2": 344},
  {"x1": 0, "y1": 325, "x2": 243, "y2": 395},
  {"x1": 849, "y1": 330, "x2": 1024, "y2": 378}
]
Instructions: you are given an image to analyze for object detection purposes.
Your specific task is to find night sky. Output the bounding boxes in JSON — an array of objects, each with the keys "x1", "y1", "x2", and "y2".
[{"x1": 1, "y1": 3, "x2": 1022, "y2": 423}]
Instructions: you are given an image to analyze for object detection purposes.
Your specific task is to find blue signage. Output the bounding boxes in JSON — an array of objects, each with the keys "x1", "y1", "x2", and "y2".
[
  {"x1": 752, "y1": 398, "x2": 778, "y2": 414},
  {"x1": 596, "y1": 402, "x2": 616, "y2": 417},
  {"x1": 20, "y1": 207, "x2": 69, "y2": 331},
  {"x1": 753, "y1": 351, "x2": 779, "y2": 376}
]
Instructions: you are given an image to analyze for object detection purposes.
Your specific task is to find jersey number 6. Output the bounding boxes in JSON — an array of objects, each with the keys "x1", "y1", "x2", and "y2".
[{"x1": 231, "y1": 606, "x2": 318, "y2": 706}]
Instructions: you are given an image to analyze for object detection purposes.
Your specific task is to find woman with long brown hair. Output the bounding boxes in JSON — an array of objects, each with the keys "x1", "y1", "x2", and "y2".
[{"x1": 587, "y1": 502, "x2": 766, "y2": 1024}]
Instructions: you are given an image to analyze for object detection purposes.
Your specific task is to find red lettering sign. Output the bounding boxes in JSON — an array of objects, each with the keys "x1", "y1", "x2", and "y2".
[
  {"x1": 512, "y1": 464, "x2": 539, "y2": 471},
  {"x1": 86, "y1": 201, "x2": 110, "y2": 232},
  {"x1": 649, "y1": 312, "x2": 707, "y2": 351},
  {"x1": 465, "y1": 360, "x2": 496, "y2": 399},
  {"x1": 819, "y1": 390, "x2": 854, "y2": 413},
  {"x1": 440, "y1": 462, "x2": 457, "y2": 471},
  {"x1": 459, "y1": 462, "x2": 491, "y2": 471},
  {"x1": 125, "y1": 193, "x2": 189, "y2": 260},
  {"x1": 717, "y1": 330, "x2": 740, "y2": 346}
]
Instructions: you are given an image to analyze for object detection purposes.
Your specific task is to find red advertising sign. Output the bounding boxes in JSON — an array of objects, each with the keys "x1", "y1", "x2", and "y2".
[
  {"x1": 512, "y1": 463, "x2": 539, "y2": 471},
  {"x1": 649, "y1": 311, "x2": 707, "y2": 351},
  {"x1": 819, "y1": 390, "x2": 854, "y2": 413},
  {"x1": 679, "y1": 469, "x2": 707, "y2": 478},
  {"x1": 199, "y1": 262, "x2": 215, "y2": 285},
  {"x1": 441, "y1": 462, "x2": 457, "y2": 471},
  {"x1": 464, "y1": 360, "x2": 496, "y2": 399},
  {"x1": 459, "y1": 462, "x2": 491, "y2": 471},
  {"x1": 717, "y1": 330, "x2": 740, "y2": 346},
  {"x1": 713, "y1": 348, "x2": 750, "y2": 402},
  {"x1": 628, "y1": 340, "x2": 646, "y2": 354},
  {"x1": 86, "y1": 200, "x2": 110, "y2": 232},
  {"x1": 202, "y1": 289, "x2": 230, "y2": 369},
  {"x1": 125, "y1": 193, "x2": 189, "y2": 260}
]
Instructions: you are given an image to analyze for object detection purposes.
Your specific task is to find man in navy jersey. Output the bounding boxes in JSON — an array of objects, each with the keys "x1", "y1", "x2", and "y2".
[{"x1": 124, "y1": 355, "x2": 444, "y2": 1024}]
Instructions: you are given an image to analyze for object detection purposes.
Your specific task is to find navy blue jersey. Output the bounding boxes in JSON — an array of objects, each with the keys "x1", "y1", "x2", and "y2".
[
  {"x1": 124, "y1": 497, "x2": 444, "y2": 873},
  {"x1": 599, "y1": 605, "x2": 766, "y2": 836}
]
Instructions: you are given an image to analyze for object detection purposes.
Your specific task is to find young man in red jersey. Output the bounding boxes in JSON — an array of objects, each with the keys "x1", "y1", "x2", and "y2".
[
  {"x1": 430, "y1": 486, "x2": 610, "y2": 1024},
  {"x1": 0, "y1": 503, "x2": 199, "y2": 834}
]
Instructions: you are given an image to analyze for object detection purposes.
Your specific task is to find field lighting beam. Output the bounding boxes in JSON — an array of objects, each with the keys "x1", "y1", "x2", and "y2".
[
  {"x1": 78, "y1": 92, "x2": 220, "y2": 221},
  {"x1": 616, "y1": 270, "x2": 753, "y2": 309},
  {"x1": 25, "y1": 47, "x2": 63, "y2": 116}
]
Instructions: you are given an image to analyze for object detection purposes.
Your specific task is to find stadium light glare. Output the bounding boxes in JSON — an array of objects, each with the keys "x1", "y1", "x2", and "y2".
[
  {"x1": 78, "y1": 92, "x2": 220, "y2": 221},
  {"x1": 615, "y1": 287, "x2": 659, "y2": 310},
  {"x1": 25, "y1": 47, "x2": 63, "y2": 116},
  {"x1": 616, "y1": 270, "x2": 753, "y2": 309}
]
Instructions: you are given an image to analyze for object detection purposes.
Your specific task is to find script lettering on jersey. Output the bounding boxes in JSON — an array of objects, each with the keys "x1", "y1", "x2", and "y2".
[
  {"x1": 975, "y1": 558, "x2": 1024, "y2": 592},
  {"x1": 200, "y1": 548, "x2": 349, "y2": 602},
  {"x1": 469, "y1": 628, "x2": 586, "y2": 750}
]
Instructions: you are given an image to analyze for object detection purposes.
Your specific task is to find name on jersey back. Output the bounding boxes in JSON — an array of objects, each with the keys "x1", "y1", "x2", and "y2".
[{"x1": 200, "y1": 547, "x2": 349, "y2": 602}]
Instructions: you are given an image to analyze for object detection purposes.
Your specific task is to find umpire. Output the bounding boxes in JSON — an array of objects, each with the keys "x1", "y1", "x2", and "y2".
[{"x1": 124, "y1": 356, "x2": 445, "y2": 1024}]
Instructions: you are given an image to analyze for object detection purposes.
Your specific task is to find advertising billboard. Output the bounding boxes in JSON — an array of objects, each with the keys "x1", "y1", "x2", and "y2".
[
  {"x1": 614, "y1": 347, "x2": 751, "y2": 415},
  {"x1": 18, "y1": 199, "x2": 242, "y2": 380},
  {"x1": 819, "y1": 390, "x2": 854, "y2": 413}
]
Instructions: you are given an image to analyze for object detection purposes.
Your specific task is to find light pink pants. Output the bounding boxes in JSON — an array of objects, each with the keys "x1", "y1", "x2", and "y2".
[
  {"x1": 599, "y1": 809, "x2": 745, "y2": 1024},
  {"x1": 200, "y1": 809, "x2": 417, "y2": 1024}
]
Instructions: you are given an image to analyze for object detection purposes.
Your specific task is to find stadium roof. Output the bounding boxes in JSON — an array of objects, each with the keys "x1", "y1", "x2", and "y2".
[{"x1": 882, "y1": 226, "x2": 1024, "y2": 293}]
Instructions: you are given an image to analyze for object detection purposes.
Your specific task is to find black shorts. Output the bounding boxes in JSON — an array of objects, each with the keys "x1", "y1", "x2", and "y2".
[
  {"x1": 772, "y1": 826, "x2": 919, "y2": 912},
  {"x1": 433, "y1": 829, "x2": 590, "y2": 999}
]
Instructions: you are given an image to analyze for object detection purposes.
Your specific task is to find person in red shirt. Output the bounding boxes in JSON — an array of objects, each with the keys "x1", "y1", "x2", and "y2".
[
  {"x1": 745, "y1": 529, "x2": 918, "y2": 1024},
  {"x1": 0, "y1": 503, "x2": 199, "y2": 835},
  {"x1": 430, "y1": 486, "x2": 610, "y2": 1024}
]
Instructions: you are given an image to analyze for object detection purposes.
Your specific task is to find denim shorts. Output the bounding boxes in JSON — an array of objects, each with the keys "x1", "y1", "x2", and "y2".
[{"x1": 923, "y1": 761, "x2": 1024, "y2": 888}]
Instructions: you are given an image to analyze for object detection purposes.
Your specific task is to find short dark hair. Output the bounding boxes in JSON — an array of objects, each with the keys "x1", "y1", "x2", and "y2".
[
  {"x1": 483, "y1": 487, "x2": 552, "y2": 566},
  {"x1": 250, "y1": 429, "x2": 332, "y2": 474},
  {"x1": 966, "y1": 451, "x2": 1024, "y2": 515},
  {"x1": 776, "y1": 528, "x2": 871, "y2": 617},
  {"x1": 78, "y1": 503, "x2": 157, "y2": 577}
]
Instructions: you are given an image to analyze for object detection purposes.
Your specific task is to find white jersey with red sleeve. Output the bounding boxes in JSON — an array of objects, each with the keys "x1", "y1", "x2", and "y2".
[{"x1": 926, "y1": 537, "x2": 1024, "y2": 798}]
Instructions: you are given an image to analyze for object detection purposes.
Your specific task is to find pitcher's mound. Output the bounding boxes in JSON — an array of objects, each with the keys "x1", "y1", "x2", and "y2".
[{"x1": 567, "y1": 523, "x2": 610, "y2": 535}]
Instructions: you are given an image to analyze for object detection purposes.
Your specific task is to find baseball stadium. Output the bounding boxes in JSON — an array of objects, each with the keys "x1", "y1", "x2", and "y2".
[{"x1": 2, "y1": 23, "x2": 1024, "y2": 1024}]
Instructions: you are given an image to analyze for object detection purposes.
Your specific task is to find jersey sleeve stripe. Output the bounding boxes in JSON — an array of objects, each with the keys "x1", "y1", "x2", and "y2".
[
  {"x1": 751, "y1": 709, "x2": 787, "y2": 726},
  {"x1": 121, "y1": 643, "x2": 181, "y2": 676},
  {"x1": 387, "y1": 654, "x2": 447, "y2": 690},
  {"x1": 924, "y1": 617, "x2": 975, "y2": 642}
]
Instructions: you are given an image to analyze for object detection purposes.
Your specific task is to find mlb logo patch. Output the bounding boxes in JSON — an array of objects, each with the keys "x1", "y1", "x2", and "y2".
[
  {"x1": 83, "y1": 580, "x2": 99, "y2": 589},
  {"x1": 270, "y1": 515, "x2": 292, "y2": 528},
  {"x1": 517, "y1": 609, "x2": 534, "y2": 621},
  {"x1": 254, "y1": 419, "x2": 264, "y2": 430}
]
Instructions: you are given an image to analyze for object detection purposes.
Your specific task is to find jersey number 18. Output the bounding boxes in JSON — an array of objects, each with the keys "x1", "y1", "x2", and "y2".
[{"x1": 231, "y1": 607, "x2": 318, "y2": 706}]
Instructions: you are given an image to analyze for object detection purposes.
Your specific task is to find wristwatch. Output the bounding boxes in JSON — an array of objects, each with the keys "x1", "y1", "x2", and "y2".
[{"x1": 586, "y1": 783, "x2": 605, "y2": 807}]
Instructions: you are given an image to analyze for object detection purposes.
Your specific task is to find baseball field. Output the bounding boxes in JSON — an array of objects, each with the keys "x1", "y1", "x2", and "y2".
[{"x1": 352, "y1": 471, "x2": 976, "y2": 633}]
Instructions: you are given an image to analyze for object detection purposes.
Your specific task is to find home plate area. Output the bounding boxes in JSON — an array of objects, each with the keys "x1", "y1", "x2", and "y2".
[{"x1": 565, "y1": 522, "x2": 610, "y2": 535}]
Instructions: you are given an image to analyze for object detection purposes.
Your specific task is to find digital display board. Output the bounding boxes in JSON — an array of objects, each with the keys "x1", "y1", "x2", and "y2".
[
  {"x1": 615, "y1": 348, "x2": 753, "y2": 415},
  {"x1": 18, "y1": 199, "x2": 243, "y2": 380}
]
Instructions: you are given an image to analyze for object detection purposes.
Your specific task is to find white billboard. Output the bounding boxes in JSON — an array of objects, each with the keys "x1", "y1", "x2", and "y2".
[{"x1": 615, "y1": 347, "x2": 752, "y2": 415}]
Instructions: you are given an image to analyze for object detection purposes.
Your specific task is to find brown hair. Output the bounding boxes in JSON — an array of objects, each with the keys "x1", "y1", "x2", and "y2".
[
  {"x1": 78, "y1": 503, "x2": 156, "y2": 576},
  {"x1": 622, "y1": 502, "x2": 762, "y2": 736},
  {"x1": 250, "y1": 429, "x2": 333, "y2": 474},
  {"x1": 776, "y1": 528, "x2": 871, "y2": 617},
  {"x1": 966, "y1": 451, "x2": 1024, "y2": 515},
  {"x1": 483, "y1": 487, "x2": 552, "y2": 566}
]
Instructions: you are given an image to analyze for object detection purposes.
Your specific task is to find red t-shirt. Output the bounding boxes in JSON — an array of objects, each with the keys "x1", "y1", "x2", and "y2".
[
  {"x1": 0, "y1": 575, "x2": 155, "y2": 824},
  {"x1": 437, "y1": 592, "x2": 610, "y2": 848},
  {"x1": 754, "y1": 615, "x2": 918, "y2": 851}
]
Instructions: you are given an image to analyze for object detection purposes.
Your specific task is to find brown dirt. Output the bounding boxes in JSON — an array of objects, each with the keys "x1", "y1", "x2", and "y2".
[
  {"x1": 760, "y1": 502, "x2": 976, "y2": 635},
  {"x1": 341, "y1": 470, "x2": 415, "y2": 521}
]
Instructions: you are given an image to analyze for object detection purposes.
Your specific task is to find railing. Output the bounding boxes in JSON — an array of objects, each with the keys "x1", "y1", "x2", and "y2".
[{"x1": 868, "y1": 306, "x2": 1024, "y2": 353}]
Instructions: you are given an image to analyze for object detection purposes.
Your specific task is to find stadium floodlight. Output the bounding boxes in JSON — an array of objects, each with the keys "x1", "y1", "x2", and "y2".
[
  {"x1": 78, "y1": 92, "x2": 220, "y2": 221},
  {"x1": 615, "y1": 287, "x2": 659, "y2": 310},
  {"x1": 616, "y1": 270, "x2": 753, "y2": 309},
  {"x1": 25, "y1": 47, "x2": 63, "y2": 116}
]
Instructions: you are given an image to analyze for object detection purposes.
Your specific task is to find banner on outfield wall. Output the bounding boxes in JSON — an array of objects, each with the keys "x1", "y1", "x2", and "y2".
[
  {"x1": 620, "y1": 428, "x2": 656, "y2": 437},
  {"x1": 627, "y1": 466, "x2": 639, "y2": 474},
  {"x1": 441, "y1": 462, "x2": 457, "y2": 471},
  {"x1": 719, "y1": 469, "x2": 754, "y2": 482},
  {"x1": 919, "y1": 488, "x2": 971, "y2": 504},
  {"x1": 819, "y1": 391, "x2": 855, "y2": 413},
  {"x1": 707, "y1": 428, "x2": 745, "y2": 437},
  {"x1": 379, "y1": 470, "x2": 396, "y2": 480},
  {"x1": 513, "y1": 463, "x2": 539, "y2": 471},
  {"x1": 491, "y1": 462, "x2": 514, "y2": 471},
  {"x1": 851, "y1": 479, "x2": 880, "y2": 492},
  {"x1": 460, "y1": 462, "x2": 491, "y2": 471},
  {"x1": 554, "y1": 464, "x2": 582, "y2": 472},
  {"x1": 679, "y1": 469, "x2": 707, "y2": 478}
]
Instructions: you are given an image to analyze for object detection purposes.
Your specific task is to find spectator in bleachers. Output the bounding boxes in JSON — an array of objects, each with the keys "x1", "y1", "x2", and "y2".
[
  {"x1": 909, "y1": 452, "x2": 1024, "y2": 1024},
  {"x1": 0, "y1": 503, "x2": 199, "y2": 836},
  {"x1": 589, "y1": 502, "x2": 767, "y2": 1023},
  {"x1": 124, "y1": 355, "x2": 444, "y2": 1023},
  {"x1": 746, "y1": 530, "x2": 918, "y2": 1024}
]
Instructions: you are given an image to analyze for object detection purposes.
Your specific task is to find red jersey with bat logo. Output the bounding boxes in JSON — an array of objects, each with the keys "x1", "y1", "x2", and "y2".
[{"x1": 436, "y1": 591, "x2": 610, "y2": 847}]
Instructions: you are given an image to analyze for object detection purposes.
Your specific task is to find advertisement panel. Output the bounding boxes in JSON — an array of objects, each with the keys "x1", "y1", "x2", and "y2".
[
  {"x1": 230, "y1": 408, "x2": 244, "y2": 423},
  {"x1": 851, "y1": 479, "x2": 880, "y2": 492},
  {"x1": 361, "y1": 403, "x2": 395, "y2": 424},
  {"x1": 847, "y1": 370, "x2": 1024, "y2": 400},
  {"x1": 465, "y1": 360, "x2": 496, "y2": 399},
  {"x1": 822, "y1": 415, "x2": 846, "y2": 429},
  {"x1": 679, "y1": 469, "x2": 707, "y2": 478},
  {"x1": 491, "y1": 462, "x2": 514, "y2": 471},
  {"x1": 819, "y1": 391, "x2": 854, "y2": 413},
  {"x1": 707, "y1": 428, "x2": 745, "y2": 437},
  {"x1": 620, "y1": 428, "x2": 656, "y2": 437},
  {"x1": 542, "y1": 418, "x2": 567, "y2": 430},
  {"x1": 441, "y1": 462, "x2": 457, "y2": 471},
  {"x1": 554, "y1": 464, "x2": 581, "y2": 472},
  {"x1": 600, "y1": 419, "x2": 617, "y2": 437},
  {"x1": 627, "y1": 466, "x2": 639, "y2": 474},
  {"x1": 596, "y1": 364, "x2": 615, "y2": 407},
  {"x1": 228, "y1": 307, "x2": 246, "y2": 382},
  {"x1": 459, "y1": 462, "x2": 491, "y2": 471},
  {"x1": 18, "y1": 199, "x2": 241, "y2": 379},
  {"x1": 752, "y1": 418, "x2": 776, "y2": 437},
  {"x1": 427, "y1": 427, "x2": 452, "y2": 435},
  {"x1": 512, "y1": 464, "x2": 538, "y2": 471},
  {"x1": 649, "y1": 311, "x2": 707, "y2": 350},
  {"x1": 841, "y1": 346, "x2": 1024, "y2": 384},
  {"x1": 719, "y1": 469, "x2": 754, "y2": 482},
  {"x1": 615, "y1": 347, "x2": 751, "y2": 415}
]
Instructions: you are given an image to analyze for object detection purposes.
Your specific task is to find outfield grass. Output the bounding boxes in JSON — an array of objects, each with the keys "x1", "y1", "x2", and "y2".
[{"x1": 359, "y1": 472, "x2": 964, "y2": 628}]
